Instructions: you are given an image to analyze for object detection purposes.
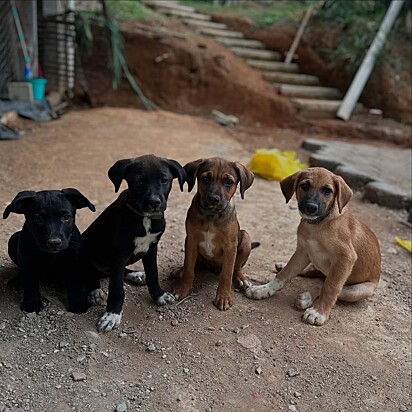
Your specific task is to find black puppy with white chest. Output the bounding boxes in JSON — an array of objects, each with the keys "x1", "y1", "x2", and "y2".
[
  {"x1": 3, "y1": 189, "x2": 96, "y2": 313},
  {"x1": 83, "y1": 154, "x2": 186, "y2": 333}
]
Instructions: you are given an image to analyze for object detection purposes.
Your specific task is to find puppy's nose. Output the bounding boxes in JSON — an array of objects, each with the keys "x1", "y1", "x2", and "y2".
[
  {"x1": 47, "y1": 238, "x2": 62, "y2": 248},
  {"x1": 208, "y1": 194, "x2": 220, "y2": 205},
  {"x1": 149, "y1": 197, "x2": 161, "y2": 208},
  {"x1": 305, "y1": 203, "x2": 319, "y2": 214}
]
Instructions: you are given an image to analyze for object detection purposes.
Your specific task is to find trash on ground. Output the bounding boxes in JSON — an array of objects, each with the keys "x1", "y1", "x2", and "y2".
[
  {"x1": 395, "y1": 237, "x2": 412, "y2": 253},
  {"x1": 211, "y1": 109, "x2": 239, "y2": 127},
  {"x1": 248, "y1": 148, "x2": 307, "y2": 181}
]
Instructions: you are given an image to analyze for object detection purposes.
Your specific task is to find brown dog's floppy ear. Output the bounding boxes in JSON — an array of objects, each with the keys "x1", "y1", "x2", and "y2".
[
  {"x1": 61, "y1": 188, "x2": 96, "y2": 212},
  {"x1": 334, "y1": 175, "x2": 353, "y2": 213},
  {"x1": 3, "y1": 191, "x2": 37, "y2": 219},
  {"x1": 233, "y1": 162, "x2": 254, "y2": 199},
  {"x1": 108, "y1": 159, "x2": 133, "y2": 193},
  {"x1": 280, "y1": 171, "x2": 302, "y2": 203},
  {"x1": 163, "y1": 159, "x2": 187, "y2": 192},
  {"x1": 184, "y1": 159, "x2": 205, "y2": 192}
]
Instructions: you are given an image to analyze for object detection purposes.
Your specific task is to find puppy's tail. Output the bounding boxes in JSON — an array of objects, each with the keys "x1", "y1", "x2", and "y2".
[{"x1": 251, "y1": 242, "x2": 260, "y2": 250}]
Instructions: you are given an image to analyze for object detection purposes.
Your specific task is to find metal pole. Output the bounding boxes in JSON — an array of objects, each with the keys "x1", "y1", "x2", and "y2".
[{"x1": 337, "y1": 0, "x2": 405, "y2": 121}]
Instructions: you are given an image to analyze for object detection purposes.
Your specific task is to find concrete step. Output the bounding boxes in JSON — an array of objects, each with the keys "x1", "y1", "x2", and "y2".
[
  {"x1": 215, "y1": 37, "x2": 265, "y2": 49},
  {"x1": 291, "y1": 98, "x2": 364, "y2": 117},
  {"x1": 142, "y1": 0, "x2": 195, "y2": 13},
  {"x1": 181, "y1": 18, "x2": 227, "y2": 30},
  {"x1": 157, "y1": 8, "x2": 211, "y2": 21},
  {"x1": 264, "y1": 71, "x2": 320, "y2": 86},
  {"x1": 230, "y1": 47, "x2": 281, "y2": 61},
  {"x1": 197, "y1": 27, "x2": 244, "y2": 38},
  {"x1": 247, "y1": 60, "x2": 299, "y2": 73},
  {"x1": 276, "y1": 84, "x2": 342, "y2": 99}
]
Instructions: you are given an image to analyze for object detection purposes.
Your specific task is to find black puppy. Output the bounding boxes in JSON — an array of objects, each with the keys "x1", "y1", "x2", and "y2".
[
  {"x1": 83, "y1": 154, "x2": 186, "y2": 333},
  {"x1": 3, "y1": 189, "x2": 96, "y2": 313}
]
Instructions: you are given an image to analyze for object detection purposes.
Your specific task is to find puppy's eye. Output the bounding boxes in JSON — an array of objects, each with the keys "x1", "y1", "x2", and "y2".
[
  {"x1": 62, "y1": 214, "x2": 71, "y2": 222},
  {"x1": 322, "y1": 187, "x2": 333, "y2": 196},
  {"x1": 200, "y1": 175, "x2": 211, "y2": 184},
  {"x1": 224, "y1": 178, "x2": 234, "y2": 187},
  {"x1": 160, "y1": 177, "x2": 169, "y2": 185},
  {"x1": 300, "y1": 182, "x2": 310, "y2": 191}
]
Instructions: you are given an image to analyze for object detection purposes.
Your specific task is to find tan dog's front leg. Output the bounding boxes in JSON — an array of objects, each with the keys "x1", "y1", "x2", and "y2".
[
  {"x1": 245, "y1": 249, "x2": 310, "y2": 300},
  {"x1": 302, "y1": 259, "x2": 354, "y2": 326},
  {"x1": 214, "y1": 248, "x2": 237, "y2": 311},
  {"x1": 174, "y1": 236, "x2": 198, "y2": 300}
]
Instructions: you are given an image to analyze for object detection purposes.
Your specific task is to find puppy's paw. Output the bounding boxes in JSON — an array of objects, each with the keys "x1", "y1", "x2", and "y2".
[
  {"x1": 214, "y1": 292, "x2": 232, "y2": 311},
  {"x1": 170, "y1": 267, "x2": 183, "y2": 279},
  {"x1": 156, "y1": 292, "x2": 175, "y2": 306},
  {"x1": 245, "y1": 278, "x2": 285, "y2": 300},
  {"x1": 236, "y1": 278, "x2": 252, "y2": 291},
  {"x1": 88, "y1": 289, "x2": 106, "y2": 306},
  {"x1": 125, "y1": 271, "x2": 146, "y2": 285},
  {"x1": 97, "y1": 312, "x2": 122, "y2": 333},
  {"x1": 302, "y1": 307, "x2": 328, "y2": 326},
  {"x1": 173, "y1": 285, "x2": 191, "y2": 301},
  {"x1": 295, "y1": 291, "x2": 313, "y2": 310}
]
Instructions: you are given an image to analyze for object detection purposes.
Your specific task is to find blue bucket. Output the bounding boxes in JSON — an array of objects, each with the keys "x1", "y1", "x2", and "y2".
[{"x1": 30, "y1": 78, "x2": 47, "y2": 101}]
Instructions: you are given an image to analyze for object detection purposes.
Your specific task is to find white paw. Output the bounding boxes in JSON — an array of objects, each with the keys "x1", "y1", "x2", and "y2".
[
  {"x1": 238, "y1": 279, "x2": 252, "y2": 291},
  {"x1": 97, "y1": 312, "x2": 122, "y2": 333},
  {"x1": 295, "y1": 291, "x2": 313, "y2": 310},
  {"x1": 245, "y1": 278, "x2": 285, "y2": 300},
  {"x1": 125, "y1": 271, "x2": 146, "y2": 285},
  {"x1": 88, "y1": 289, "x2": 106, "y2": 306},
  {"x1": 302, "y1": 307, "x2": 328, "y2": 326},
  {"x1": 156, "y1": 292, "x2": 175, "y2": 306}
]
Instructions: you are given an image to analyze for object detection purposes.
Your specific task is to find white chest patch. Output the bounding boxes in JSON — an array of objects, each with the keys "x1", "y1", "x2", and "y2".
[
  {"x1": 199, "y1": 231, "x2": 216, "y2": 258},
  {"x1": 307, "y1": 239, "x2": 330, "y2": 272},
  {"x1": 133, "y1": 217, "x2": 161, "y2": 255}
]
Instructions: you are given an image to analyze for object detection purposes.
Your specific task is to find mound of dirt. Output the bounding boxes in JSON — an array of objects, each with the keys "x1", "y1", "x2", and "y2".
[{"x1": 77, "y1": 23, "x2": 302, "y2": 128}]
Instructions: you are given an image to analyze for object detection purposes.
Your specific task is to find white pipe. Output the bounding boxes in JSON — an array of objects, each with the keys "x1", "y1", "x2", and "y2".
[{"x1": 337, "y1": 0, "x2": 405, "y2": 121}]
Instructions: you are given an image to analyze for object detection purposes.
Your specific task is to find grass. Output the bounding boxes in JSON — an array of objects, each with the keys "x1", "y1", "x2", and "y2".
[
  {"x1": 106, "y1": 0, "x2": 154, "y2": 21},
  {"x1": 184, "y1": 0, "x2": 310, "y2": 28}
]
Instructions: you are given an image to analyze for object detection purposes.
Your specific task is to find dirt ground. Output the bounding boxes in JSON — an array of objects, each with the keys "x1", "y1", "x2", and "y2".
[{"x1": 0, "y1": 108, "x2": 411, "y2": 412}]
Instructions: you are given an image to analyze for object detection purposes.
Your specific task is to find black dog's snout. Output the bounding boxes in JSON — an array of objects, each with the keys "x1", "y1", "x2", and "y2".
[
  {"x1": 149, "y1": 196, "x2": 161, "y2": 208},
  {"x1": 207, "y1": 194, "x2": 220, "y2": 205},
  {"x1": 47, "y1": 238, "x2": 62, "y2": 248}
]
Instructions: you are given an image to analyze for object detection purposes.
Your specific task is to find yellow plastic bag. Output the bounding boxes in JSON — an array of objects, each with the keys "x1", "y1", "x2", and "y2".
[
  {"x1": 395, "y1": 237, "x2": 412, "y2": 253},
  {"x1": 248, "y1": 149, "x2": 307, "y2": 181}
]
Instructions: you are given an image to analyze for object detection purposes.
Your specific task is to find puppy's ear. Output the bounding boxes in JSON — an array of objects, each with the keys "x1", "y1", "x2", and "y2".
[
  {"x1": 3, "y1": 191, "x2": 37, "y2": 219},
  {"x1": 108, "y1": 159, "x2": 132, "y2": 193},
  {"x1": 334, "y1": 175, "x2": 353, "y2": 213},
  {"x1": 280, "y1": 171, "x2": 302, "y2": 203},
  {"x1": 61, "y1": 188, "x2": 96, "y2": 212},
  {"x1": 164, "y1": 159, "x2": 187, "y2": 192},
  {"x1": 184, "y1": 159, "x2": 205, "y2": 192},
  {"x1": 233, "y1": 162, "x2": 254, "y2": 199}
]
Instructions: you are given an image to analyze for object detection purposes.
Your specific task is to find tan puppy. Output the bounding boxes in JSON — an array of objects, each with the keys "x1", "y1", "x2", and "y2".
[
  {"x1": 246, "y1": 167, "x2": 381, "y2": 326},
  {"x1": 174, "y1": 157, "x2": 255, "y2": 310}
]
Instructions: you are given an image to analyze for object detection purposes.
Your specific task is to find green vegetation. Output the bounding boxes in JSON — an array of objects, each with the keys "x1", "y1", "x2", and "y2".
[
  {"x1": 106, "y1": 0, "x2": 154, "y2": 21},
  {"x1": 184, "y1": 0, "x2": 310, "y2": 27}
]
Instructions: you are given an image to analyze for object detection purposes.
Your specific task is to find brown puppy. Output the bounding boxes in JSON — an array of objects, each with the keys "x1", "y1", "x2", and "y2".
[
  {"x1": 174, "y1": 157, "x2": 255, "y2": 310},
  {"x1": 246, "y1": 167, "x2": 381, "y2": 326}
]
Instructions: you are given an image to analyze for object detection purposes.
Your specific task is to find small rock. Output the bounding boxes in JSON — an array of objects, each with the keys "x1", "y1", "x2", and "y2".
[
  {"x1": 116, "y1": 402, "x2": 127, "y2": 412},
  {"x1": 287, "y1": 369, "x2": 299, "y2": 378},
  {"x1": 182, "y1": 367, "x2": 190, "y2": 374},
  {"x1": 71, "y1": 372, "x2": 86, "y2": 382},
  {"x1": 255, "y1": 366, "x2": 262, "y2": 375},
  {"x1": 237, "y1": 334, "x2": 261, "y2": 349},
  {"x1": 146, "y1": 343, "x2": 156, "y2": 352},
  {"x1": 59, "y1": 342, "x2": 69, "y2": 349},
  {"x1": 206, "y1": 326, "x2": 215, "y2": 331},
  {"x1": 171, "y1": 319, "x2": 178, "y2": 327},
  {"x1": 177, "y1": 395, "x2": 182, "y2": 402},
  {"x1": 232, "y1": 327, "x2": 241, "y2": 334},
  {"x1": 294, "y1": 391, "x2": 302, "y2": 398},
  {"x1": 288, "y1": 405, "x2": 298, "y2": 412},
  {"x1": 215, "y1": 340, "x2": 223, "y2": 347},
  {"x1": 25, "y1": 312, "x2": 37, "y2": 319}
]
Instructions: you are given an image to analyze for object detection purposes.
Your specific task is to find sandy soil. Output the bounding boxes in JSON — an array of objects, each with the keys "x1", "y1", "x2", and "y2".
[{"x1": 0, "y1": 108, "x2": 410, "y2": 412}]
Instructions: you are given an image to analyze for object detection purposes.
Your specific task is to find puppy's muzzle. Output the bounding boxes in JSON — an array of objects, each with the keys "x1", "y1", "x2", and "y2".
[{"x1": 46, "y1": 237, "x2": 64, "y2": 253}]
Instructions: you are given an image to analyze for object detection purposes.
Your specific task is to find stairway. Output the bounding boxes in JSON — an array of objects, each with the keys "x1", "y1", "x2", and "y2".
[{"x1": 142, "y1": 0, "x2": 364, "y2": 118}]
